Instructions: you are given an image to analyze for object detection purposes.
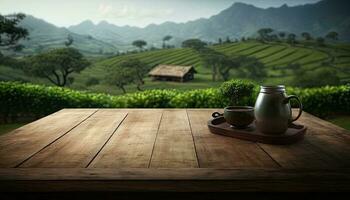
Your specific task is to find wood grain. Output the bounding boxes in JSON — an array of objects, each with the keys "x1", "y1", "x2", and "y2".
[
  {"x1": 300, "y1": 111, "x2": 350, "y2": 140},
  {"x1": 19, "y1": 109, "x2": 127, "y2": 168},
  {"x1": 0, "y1": 109, "x2": 97, "y2": 167},
  {"x1": 89, "y1": 109, "x2": 162, "y2": 168},
  {"x1": 149, "y1": 110, "x2": 198, "y2": 168},
  {"x1": 0, "y1": 109, "x2": 349, "y2": 192},
  {"x1": 0, "y1": 168, "x2": 349, "y2": 192},
  {"x1": 187, "y1": 110, "x2": 278, "y2": 168},
  {"x1": 258, "y1": 112, "x2": 350, "y2": 168}
]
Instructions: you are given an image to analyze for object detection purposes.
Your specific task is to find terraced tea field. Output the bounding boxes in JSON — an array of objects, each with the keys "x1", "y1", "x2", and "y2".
[{"x1": 72, "y1": 41, "x2": 350, "y2": 94}]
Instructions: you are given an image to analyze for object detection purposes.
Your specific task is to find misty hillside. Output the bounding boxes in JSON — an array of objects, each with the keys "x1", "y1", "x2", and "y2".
[
  {"x1": 69, "y1": 0, "x2": 350, "y2": 46},
  {"x1": 5, "y1": 0, "x2": 350, "y2": 55},
  {"x1": 16, "y1": 16, "x2": 117, "y2": 55}
]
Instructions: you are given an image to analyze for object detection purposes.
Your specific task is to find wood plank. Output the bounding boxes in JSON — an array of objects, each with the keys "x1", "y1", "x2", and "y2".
[
  {"x1": 19, "y1": 109, "x2": 127, "y2": 168},
  {"x1": 299, "y1": 111, "x2": 350, "y2": 140},
  {"x1": 0, "y1": 168, "x2": 349, "y2": 192},
  {"x1": 258, "y1": 123, "x2": 350, "y2": 168},
  {"x1": 89, "y1": 110, "x2": 162, "y2": 168},
  {"x1": 149, "y1": 110, "x2": 198, "y2": 168},
  {"x1": 187, "y1": 109, "x2": 278, "y2": 168},
  {"x1": 257, "y1": 111, "x2": 350, "y2": 168},
  {"x1": 0, "y1": 109, "x2": 97, "y2": 168}
]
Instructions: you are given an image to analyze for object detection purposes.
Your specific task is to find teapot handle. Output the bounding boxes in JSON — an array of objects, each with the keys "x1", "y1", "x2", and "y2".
[
  {"x1": 285, "y1": 95, "x2": 303, "y2": 122},
  {"x1": 212, "y1": 112, "x2": 223, "y2": 118}
]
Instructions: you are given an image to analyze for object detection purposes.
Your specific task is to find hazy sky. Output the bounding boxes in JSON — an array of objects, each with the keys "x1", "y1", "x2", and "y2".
[{"x1": 0, "y1": 0, "x2": 321, "y2": 27}]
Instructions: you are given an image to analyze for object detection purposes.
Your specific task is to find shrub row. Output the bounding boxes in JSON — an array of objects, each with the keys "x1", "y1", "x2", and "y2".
[{"x1": 0, "y1": 81, "x2": 349, "y2": 122}]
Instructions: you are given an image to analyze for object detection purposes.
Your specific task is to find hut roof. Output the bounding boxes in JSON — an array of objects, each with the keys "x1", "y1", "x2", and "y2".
[{"x1": 149, "y1": 65, "x2": 195, "y2": 78}]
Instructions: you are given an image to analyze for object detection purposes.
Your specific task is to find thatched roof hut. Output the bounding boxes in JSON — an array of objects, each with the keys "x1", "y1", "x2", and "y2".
[{"x1": 149, "y1": 65, "x2": 196, "y2": 82}]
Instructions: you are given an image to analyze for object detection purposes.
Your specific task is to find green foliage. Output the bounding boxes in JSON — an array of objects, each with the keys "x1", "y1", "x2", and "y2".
[
  {"x1": 0, "y1": 13, "x2": 29, "y2": 46},
  {"x1": 170, "y1": 88, "x2": 224, "y2": 108},
  {"x1": 2, "y1": 41, "x2": 349, "y2": 95},
  {"x1": 25, "y1": 48, "x2": 90, "y2": 86},
  {"x1": 182, "y1": 39, "x2": 207, "y2": 51},
  {"x1": 316, "y1": 37, "x2": 325, "y2": 46},
  {"x1": 288, "y1": 85, "x2": 350, "y2": 117},
  {"x1": 292, "y1": 67, "x2": 340, "y2": 87},
  {"x1": 85, "y1": 77, "x2": 100, "y2": 86},
  {"x1": 125, "y1": 89, "x2": 179, "y2": 108},
  {"x1": 0, "y1": 81, "x2": 123, "y2": 119},
  {"x1": 301, "y1": 32, "x2": 312, "y2": 40},
  {"x1": 326, "y1": 31, "x2": 339, "y2": 41},
  {"x1": 132, "y1": 40, "x2": 147, "y2": 50},
  {"x1": 106, "y1": 66, "x2": 135, "y2": 93},
  {"x1": 287, "y1": 33, "x2": 297, "y2": 45},
  {"x1": 219, "y1": 79, "x2": 256, "y2": 106},
  {"x1": 257, "y1": 28, "x2": 274, "y2": 41},
  {"x1": 0, "y1": 81, "x2": 349, "y2": 121},
  {"x1": 162, "y1": 35, "x2": 172, "y2": 49},
  {"x1": 64, "y1": 34, "x2": 74, "y2": 47},
  {"x1": 105, "y1": 58, "x2": 149, "y2": 93}
]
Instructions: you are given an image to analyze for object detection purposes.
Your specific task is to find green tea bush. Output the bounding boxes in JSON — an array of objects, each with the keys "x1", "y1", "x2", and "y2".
[
  {"x1": 287, "y1": 85, "x2": 350, "y2": 117},
  {"x1": 0, "y1": 81, "x2": 349, "y2": 122},
  {"x1": 170, "y1": 88, "x2": 226, "y2": 108},
  {"x1": 123, "y1": 89, "x2": 179, "y2": 108},
  {"x1": 219, "y1": 79, "x2": 257, "y2": 106}
]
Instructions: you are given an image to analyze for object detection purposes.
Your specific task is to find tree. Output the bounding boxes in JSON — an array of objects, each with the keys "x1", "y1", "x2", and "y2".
[
  {"x1": 241, "y1": 57, "x2": 267, "y2": 80},
  {"x1": 162, "y1": 35, "x2": 172, "y2": 49},
  {"x1": 106, "y1": 67, "x2": 134, "y2": 93},
  {"x1": 0, "y1": 13, "x2": 29, "y2": 47},
  {"x1": 316, "y1": 37, "x2": 325, "y2": 46},
  {"x1": 225, "y1": 36, "x2": 231, "y2": 43},
  {"x1": 64, "y1": 34, "x2": 74, "y2": 47},
  {"x1": 201, "y1": 50, "x2": 220, "y2": 81},
  {"x1": 182, "y1": 39, "x2": 207, "y2": 51},
  {"x1": 132, "y1": 40, "x2": 147, "y2": 50},
  {"x1": 278, "y1": 32, "x2": 286, "y2": 39},
  {"x1": 301, "y1": 32, "x2": 312, "y2": 40},
  {"x1": 218, "y1": 38, "x2": 222, "y2": 44},
  {"x1": 292, "y1": 67, "x2": 339, "y2": 87},
  {"x1": 270, "y1": 34, "x2": 278, "y2": 41},
  {"x1": 13, "y1": 44, "x2": 25, "y2": 52},
  {"x1": 326, "y1": 31, "x2": 339, "y2": 41},
  {"x1": 257, "y1": 28, "x2": 274, "y2": 41},
  {"x1": 287, "y1": 33, "x2": 297, "y2": 45},
  {"x1": 25, "y1": 48, "x2": 90, "y2": 87},
  {"x1": 120, "y1": 59, "x2": 148, "y2": 91},
  {"x1": 106, "y1": 59, "x2": 149, "y2": 92},
  {"x1": 200, "y1": 48, "x2": 242, "y2": 81}
]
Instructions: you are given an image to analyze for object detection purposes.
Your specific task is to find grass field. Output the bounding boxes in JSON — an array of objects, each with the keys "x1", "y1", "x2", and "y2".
[{"x1": 1, "y1": 41, "x2": 350, "y2": 95}]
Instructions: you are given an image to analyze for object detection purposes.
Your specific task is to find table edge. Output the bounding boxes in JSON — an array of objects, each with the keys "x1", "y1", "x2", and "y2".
[{"x1": 0, "y1": 168, "x2": 349, "y2": 192}]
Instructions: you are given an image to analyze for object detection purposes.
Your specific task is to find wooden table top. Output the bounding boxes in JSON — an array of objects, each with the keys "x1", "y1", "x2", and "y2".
[{"x1": 0, "y1": 109, "x2": 349, "y2": 192}]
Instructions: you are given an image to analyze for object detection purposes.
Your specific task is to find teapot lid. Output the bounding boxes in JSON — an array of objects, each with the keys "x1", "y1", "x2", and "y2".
[{"x1": 260, "y1": 85, "x2": 285, "y2": 93}]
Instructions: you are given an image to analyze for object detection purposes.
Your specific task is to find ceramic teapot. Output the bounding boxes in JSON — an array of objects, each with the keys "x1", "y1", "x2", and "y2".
[{"x1": 254, "y1": 85, "x2": 302, "y2": 134}]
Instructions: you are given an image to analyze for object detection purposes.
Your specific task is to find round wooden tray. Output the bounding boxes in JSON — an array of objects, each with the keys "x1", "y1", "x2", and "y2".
[{"x1": 207, "y1": 116, "x2": 306, "y2": 145}]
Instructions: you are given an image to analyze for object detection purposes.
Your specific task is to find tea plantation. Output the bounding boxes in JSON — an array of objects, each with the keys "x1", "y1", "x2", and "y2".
[
  {"x1": 70, "y1": 41, "x2": 350, "y2": 94},
  {"x1": 1, "y1": 41, "x2": 349, "y2": 95}
]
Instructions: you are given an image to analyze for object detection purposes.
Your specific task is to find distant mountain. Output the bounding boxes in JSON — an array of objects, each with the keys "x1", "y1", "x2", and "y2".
[
  {"x1": 68, "y1": 0, "x2": 350, "y2": 47},
  {"x1": 15, "y1": 16, "x2": 117, "y2": 55}
]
